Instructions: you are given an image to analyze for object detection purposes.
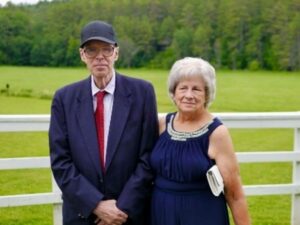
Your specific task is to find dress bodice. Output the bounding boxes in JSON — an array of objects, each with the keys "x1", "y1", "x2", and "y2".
[{"x1": 150, "y1": 112, "x2": 223, "y2": 183}]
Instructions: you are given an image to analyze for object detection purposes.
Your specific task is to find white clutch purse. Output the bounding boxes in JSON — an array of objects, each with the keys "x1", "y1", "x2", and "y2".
[{"x1": 206, "y1": 165, "x2": 224, "y2": 196}]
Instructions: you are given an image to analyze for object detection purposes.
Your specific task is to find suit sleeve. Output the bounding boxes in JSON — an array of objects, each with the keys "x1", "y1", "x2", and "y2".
[
  {"x1": 116, "y1": 82, "x2": 159, "y2": 219},
  {"x1": 49, "y1": 90, "x2": 104, "y2": 217}
]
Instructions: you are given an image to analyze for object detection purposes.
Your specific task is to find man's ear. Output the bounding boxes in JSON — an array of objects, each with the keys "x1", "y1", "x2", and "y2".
[
  {"x1": 79, "y1": 48, "x2": 86, "y2": 63},
  {"x1": 114, "y1": 47, "x2": 119, "y2": 61}
]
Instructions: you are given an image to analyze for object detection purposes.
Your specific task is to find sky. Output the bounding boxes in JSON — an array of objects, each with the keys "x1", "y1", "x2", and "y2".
[{"x1": 0, "y1": 0, "x2": 43, "y2": 5}]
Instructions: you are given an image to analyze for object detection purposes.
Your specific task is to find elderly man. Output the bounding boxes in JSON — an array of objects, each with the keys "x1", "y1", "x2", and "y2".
[{"x1": 49, "y1": 20, "x2": 158, "y2": 225}]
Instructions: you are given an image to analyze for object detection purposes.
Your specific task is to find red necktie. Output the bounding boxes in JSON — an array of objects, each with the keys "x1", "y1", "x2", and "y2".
[{"x1": 95, "y1": 91, "x2": 106, "y2": 172}]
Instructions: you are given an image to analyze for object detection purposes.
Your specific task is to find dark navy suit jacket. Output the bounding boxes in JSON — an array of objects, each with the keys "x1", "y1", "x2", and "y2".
[{"x1": 49, "y1": 73, "x2": 158, "y2": 225}]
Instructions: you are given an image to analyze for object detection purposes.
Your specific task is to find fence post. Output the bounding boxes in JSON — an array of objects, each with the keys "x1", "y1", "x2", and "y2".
[
  {"x1": 292, "y1": 128, "x2": 300, "y2": 225},
  {"x1": 52, "y1": 175, "x2": 63, "y2": 225}
]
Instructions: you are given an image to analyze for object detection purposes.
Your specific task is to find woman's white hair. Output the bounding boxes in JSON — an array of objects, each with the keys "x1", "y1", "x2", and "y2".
[{"x1": 168, "y1": 57, "x2": 216, "y2": 108}]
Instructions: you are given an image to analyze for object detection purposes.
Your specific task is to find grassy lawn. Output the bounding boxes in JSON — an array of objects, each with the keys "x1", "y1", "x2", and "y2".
[{"x1": 0, "y1": 66, "x2": 300, "y2": 224}]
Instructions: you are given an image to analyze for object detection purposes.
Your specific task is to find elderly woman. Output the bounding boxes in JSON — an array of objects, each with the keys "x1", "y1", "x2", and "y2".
[{"x1": 150, "y1": 57, "x2": 250, "y2": 225}]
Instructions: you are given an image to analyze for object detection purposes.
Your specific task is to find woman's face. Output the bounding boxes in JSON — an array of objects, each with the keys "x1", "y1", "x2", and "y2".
[{"x1": 173, "y1": 76, "x2": 206, "y2": 114}]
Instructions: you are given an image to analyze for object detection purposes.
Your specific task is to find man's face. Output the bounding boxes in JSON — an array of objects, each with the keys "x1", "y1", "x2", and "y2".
[{"x1": 80, "y1": 40, "x2": 118, "y2": 81}]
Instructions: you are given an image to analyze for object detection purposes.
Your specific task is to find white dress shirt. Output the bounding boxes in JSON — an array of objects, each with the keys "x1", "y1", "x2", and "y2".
[{"x1": 91, "y1": 72, "x2": 115, "y2": 163}]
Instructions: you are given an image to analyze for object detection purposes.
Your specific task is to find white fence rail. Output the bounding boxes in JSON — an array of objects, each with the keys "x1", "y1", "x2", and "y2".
[{"x1": 1, "y1": 112, "x2": 300, "y2": 225}]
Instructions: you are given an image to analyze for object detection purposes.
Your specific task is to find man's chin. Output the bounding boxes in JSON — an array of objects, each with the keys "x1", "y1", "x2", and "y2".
[{"x1": 93, "y1": 70, "x2": 109, "y2": 78}]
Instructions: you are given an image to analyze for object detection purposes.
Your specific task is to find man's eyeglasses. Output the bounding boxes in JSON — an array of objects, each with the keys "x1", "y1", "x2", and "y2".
[{"x1": 83, "y1": 46, "x2": 115, "y2": 58}]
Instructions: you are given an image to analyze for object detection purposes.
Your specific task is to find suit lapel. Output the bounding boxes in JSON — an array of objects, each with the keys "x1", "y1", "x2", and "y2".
[
  {"x1": 76, "y1": 77, "x2": 103, "y2": 177},
  {"x1": 105, "y1": 75, "x2": 132, "y2": 171}
]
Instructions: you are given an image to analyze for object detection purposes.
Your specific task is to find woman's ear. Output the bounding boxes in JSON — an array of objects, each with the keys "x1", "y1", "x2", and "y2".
[{"x1": 170, "y1": 94, "x2": 176, "y2": 105}]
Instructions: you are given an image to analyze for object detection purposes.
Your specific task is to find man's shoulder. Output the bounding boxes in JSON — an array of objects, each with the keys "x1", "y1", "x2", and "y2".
[
  {"x1": 56, "y1": 76, "x2": 89, "y2": 93},
  {"x1": 53, "y1": 76, "x2": 90, "y2": 100}
]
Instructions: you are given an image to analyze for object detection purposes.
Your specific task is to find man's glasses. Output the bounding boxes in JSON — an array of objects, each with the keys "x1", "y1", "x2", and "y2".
[{"x1": 83, "y1": 46, "x2": 115, "y2": 58}]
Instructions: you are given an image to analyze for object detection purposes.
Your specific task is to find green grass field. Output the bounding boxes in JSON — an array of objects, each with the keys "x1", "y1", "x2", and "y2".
[{"x1": 0, "y1": 66, "x2": 300, "y2": 225}]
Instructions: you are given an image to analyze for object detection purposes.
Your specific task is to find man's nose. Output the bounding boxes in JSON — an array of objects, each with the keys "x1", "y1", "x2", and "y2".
[{"x1": 95, "y1": 50, "x2": 105, "y2": 59}]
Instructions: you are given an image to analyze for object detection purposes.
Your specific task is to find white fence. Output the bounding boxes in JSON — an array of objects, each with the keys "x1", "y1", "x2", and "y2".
[{"x1": 1, "y1": 112, "x2": 300, "y2": 225}]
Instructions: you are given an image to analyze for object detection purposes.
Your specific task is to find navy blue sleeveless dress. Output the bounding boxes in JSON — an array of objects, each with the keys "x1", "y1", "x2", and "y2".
[{"x1": 150, "y1": 113, "x2": 229, "y2": 225}]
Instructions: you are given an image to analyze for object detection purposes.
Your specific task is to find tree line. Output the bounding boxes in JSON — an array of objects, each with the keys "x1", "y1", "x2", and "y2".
[{"x1": 0, "y1": 0, "x2": 299, "y2": 70}]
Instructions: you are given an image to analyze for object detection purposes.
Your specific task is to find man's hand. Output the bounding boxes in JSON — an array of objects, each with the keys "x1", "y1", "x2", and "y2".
[{"x1": 93, "y1": 199, "x2": 128, "y2": 225}]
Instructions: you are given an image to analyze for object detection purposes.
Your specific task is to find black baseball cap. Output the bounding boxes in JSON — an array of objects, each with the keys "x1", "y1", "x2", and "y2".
[{"x1": 80, "y1": 20, "x2": 118, "y2": 47}]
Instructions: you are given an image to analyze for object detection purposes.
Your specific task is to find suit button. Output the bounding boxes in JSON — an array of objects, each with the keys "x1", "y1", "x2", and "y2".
[
  {"x1": 99, "y1": 179, "x2": 103, "y2": 183},
  {"x1": 78, "y1": 213, "x2": 85, "y2": 219}
]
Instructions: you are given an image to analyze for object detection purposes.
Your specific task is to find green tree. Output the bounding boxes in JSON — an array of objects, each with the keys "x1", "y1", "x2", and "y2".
[
  {"x1": 0, "y1": 6, "x2": 33, "y2": 65},
  {"x1": 0, "y1": 0, "x2": 299, "y2": 70},
  {"x1": 172, "y1": 28, "x2": 193, "y2": 58},
  {"x1": 218, "y1": 0, "x2": 250, "y2": 69},
  {"x1": 192, "y1": 24, "x2": 213, "y2": 61},
  {"x1": 288, "y1": 13, "x2": 300, "y2": 70},
  {"x1": 65, "y1": 37, "x2": 81, "y2": 66}
]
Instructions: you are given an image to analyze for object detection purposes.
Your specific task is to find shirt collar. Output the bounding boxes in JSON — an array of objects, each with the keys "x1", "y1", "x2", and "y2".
[{"x1": 91, "y1": 70, "x2": 116, "y2": 96}]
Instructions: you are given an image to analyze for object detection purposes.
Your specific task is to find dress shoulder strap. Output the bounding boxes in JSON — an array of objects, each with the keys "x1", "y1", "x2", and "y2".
[
  {"x1": 207, "y1": 117, "x2": 223, "y2": 136},
  {"x1": 165, "y1": 112, "x2": 176, "y2": 124}
]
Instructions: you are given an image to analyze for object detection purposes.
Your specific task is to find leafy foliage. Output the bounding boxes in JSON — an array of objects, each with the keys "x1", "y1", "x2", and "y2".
[{"x1": 0, "y1": 0, "x2": 299, "y2": 70}]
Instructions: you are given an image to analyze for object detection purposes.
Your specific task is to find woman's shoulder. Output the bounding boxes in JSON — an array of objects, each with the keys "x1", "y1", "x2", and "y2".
[
  {"x1": 158, "y1": 114, "x2": 166, "y2": 135},
  {"x1": 207, "y1": 115, "x2": 230, "y2": 141},
  {"x1": 158, "y1": 112, "x2": 176, "y2": 134}
]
